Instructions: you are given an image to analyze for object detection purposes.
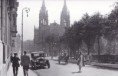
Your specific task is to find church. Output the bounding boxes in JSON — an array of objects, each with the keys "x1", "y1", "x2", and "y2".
[{"x1": 34, "y1": 0, "x2": 70, "y2": 52}]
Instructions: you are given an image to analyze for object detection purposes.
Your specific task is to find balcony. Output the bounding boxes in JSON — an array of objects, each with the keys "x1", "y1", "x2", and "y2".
[
  {"x1": 11, "y1": 26, "x2": 17, "y2": 37},
  {"x1": 9, "y1": 0, "x2": 19, "y2": 10}
]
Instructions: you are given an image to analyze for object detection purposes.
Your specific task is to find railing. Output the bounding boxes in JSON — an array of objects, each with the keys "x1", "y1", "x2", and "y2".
[{"x1": 92, "y1": 55, "x2": 118, "y2": 63}]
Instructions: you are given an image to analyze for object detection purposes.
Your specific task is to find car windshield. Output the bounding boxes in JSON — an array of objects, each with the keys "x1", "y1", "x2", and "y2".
[
  {"x1": 31, "y1": 53, "x2": 45, "y2": 58},
  {"x1": 34, "y1": 53, "x2": 39, "y2": 57},
  {"x1": 39, "y1": 53, "x2": 45, "y2": 57}
]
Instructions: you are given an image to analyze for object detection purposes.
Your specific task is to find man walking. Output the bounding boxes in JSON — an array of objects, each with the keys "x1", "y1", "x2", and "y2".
[
  {"x1": 11, "y1": 53, "x2": 20, "y2": 76},
  {"x1": 21, "y1": 51, "x2": 30, "y2": 76}
]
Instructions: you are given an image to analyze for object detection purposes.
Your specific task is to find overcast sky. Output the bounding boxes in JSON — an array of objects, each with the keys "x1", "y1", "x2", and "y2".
[{"x1": 17, "y1": 0, "x2": 117, "y2": 41}]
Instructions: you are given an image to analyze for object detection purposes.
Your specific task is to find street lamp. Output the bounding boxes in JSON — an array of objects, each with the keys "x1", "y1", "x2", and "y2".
[{"x1": 21, "y1": 7, "x2": 30, "y2": 55}]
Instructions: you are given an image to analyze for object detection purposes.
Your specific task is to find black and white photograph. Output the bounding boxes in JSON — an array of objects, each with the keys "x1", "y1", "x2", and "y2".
[{"x1": 0, "y1": 0, "x2": 118, "y2": 76}]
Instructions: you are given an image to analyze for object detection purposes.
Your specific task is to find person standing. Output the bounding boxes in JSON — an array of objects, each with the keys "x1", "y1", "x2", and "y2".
[
  {"x1": 21, "y1": 51, "x2": 30, "y2": 76},
  {"x1": 77, "y1": 52, "x2": 84, "y2": 73},
  {"x1": 11, "y1": 53, "x2": 20, "y2": 76}
]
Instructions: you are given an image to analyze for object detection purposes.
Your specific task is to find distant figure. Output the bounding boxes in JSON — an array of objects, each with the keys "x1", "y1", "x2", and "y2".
[
  {"x1": 21, "y1": 51, "x2": 30, "y2": 76},
  {"x1": 77, "y1": 52, "x2": 84, "y2": 73},
  {"x1": 11, "y1": 53, "x2": 20, "y2": 76},
  {"x1": 65, "y1": 54, "x2": 69, "y2": 64},
  {"x1": 89, "y1": 53, "x2": 92, "y2": 63},
  {"x1": 10, "y1": 53, "x2": 13, "y2": 62}
]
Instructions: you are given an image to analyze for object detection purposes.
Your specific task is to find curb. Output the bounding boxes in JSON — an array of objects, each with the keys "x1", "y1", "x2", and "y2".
[
  {"x1": 91, "y1": 63, "x2": 118, "y2": 70},
  {"x1": 53, "y1": 58, "x2": 118, "y2": 70}
]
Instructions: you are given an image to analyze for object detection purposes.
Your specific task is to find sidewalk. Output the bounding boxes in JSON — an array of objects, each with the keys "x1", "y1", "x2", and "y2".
[{"x1": 7, "y1": 64, "x2": 37, "y2": 76}]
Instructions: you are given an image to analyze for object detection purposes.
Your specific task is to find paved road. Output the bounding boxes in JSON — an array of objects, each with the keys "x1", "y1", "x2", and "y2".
[{"x1": 33, "y1": 60, "x2": 118, "y2": 76}]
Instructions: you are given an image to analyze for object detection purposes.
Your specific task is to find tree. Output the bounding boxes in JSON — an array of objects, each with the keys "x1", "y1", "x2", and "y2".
[
  {"x1": 61, "y1": 2, "x2": 118, "y2": 56},
  {"x1": 61, "y1": 21, "x2": 84, "y2": 57},
  {"x1": 88, "y1": 13, "x2": 104, "y2": 55},
  {"x1": 80, "y1": 13, "x2": 96, "y2": 55},
  {"x1": 103, "y1": 3, "x2": 118, "y2": 54}
]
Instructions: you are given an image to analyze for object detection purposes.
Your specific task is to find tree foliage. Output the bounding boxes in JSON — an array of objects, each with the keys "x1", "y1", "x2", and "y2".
[{"x1": 61, "y1": 2, "x2": 118, "y2": 56}]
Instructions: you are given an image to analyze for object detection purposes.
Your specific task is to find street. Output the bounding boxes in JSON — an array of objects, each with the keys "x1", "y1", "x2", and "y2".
[{"x1": 33, "y1": 60, "x2": 118, "y2": 76}]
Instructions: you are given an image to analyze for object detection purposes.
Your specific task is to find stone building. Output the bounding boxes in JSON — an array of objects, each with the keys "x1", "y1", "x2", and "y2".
[
  {"x1": 12, "y1": 34, "x2": 21, "y2": 53},
  {"x1": 34, "y1": 0, "x2": 70, "y2": 52},
  {"x1": 0, "y1": 0, "x2": 19, "y2": 76}
]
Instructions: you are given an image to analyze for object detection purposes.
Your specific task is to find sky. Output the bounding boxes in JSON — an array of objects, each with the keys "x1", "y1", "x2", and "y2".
[{"x1": 17, "y1": 0, "x2": 117, "y2": 41}]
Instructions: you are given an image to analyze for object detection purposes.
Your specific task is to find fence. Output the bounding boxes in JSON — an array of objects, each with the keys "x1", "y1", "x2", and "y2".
[{"x1": 92, "y1": 55, "x2": 118, "y2": 63}]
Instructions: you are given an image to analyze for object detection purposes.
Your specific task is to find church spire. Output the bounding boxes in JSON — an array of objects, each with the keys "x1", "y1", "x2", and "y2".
[
  {"x1": 41, "y1": 0, "x2": 46, "y2": 11},
  {"x1": 62, "y1": 0, "x2": 67, "y2": 13},
  {"x1": 60, "y1": 0, "x2": 70, "y2": 28},
  {"x1": 64, "y1": 0, "x2": 67, "y2": 8},
  {"x1": 42, "y1": 0, "x2": 45, "y2": 7}
]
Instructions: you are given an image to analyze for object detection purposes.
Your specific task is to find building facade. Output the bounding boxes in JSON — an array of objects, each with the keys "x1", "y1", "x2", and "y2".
[
  {"x1": 34, "y1": 0, "x2": 70, "y2": 53},
  {"x1": 12, "y1": 34, "x2": 21, "y2": 54},
  {"x1": 0, "y1": 0, "x2": 19, "y2": 76}
]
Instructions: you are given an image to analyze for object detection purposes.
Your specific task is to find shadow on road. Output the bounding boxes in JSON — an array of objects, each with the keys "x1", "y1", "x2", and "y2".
[
  {"x1": 29, "y1": 66, "x2": 47, "y2": 70},
  {"x1": 55, "y1": 63, "x2": 67, "y2": 65},
  {"x1": 72, "y1": 71, "x2": 81, "y2": 74}
]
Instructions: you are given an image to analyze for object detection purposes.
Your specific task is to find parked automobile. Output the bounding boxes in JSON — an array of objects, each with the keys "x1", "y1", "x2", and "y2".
[{"x1": 30, "y1": 51, "x2": 50, "y2": 69}]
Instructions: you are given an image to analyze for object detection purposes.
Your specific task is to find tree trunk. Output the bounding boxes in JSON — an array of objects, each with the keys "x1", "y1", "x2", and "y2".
[
  {"x1": 97, "y1": 36, "x2": 100, "y2": 55},
  {"x1": 87, "y1": 46, "x2": 90, "y2": 55},
  {"x1": 87, "y1": 35, "x2": 91, "y2": 55},
  {"x1": 113, "y1": 39, "x2": 116, "y2": 54}
]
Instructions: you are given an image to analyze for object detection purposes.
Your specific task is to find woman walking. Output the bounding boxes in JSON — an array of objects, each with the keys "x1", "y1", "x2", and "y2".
[{"x1": 77, "y1": 52, "x2": 84, "y2": 73}]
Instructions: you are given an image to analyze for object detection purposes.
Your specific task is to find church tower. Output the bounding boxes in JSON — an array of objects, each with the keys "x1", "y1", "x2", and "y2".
[
  {"x1": 34, "y1": 0, "x2": 49, "y2": 51},
  {"x1": 39, "y1": 0, "x2": 48, "y2": 27},
  {"x1": 60, "y1": 0, "x2": 70, "y2": 28}
]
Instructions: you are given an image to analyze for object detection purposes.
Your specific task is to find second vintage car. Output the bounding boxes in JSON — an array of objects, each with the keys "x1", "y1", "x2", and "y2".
[{"x1": 30, "y1": 51, "x2": 50, "y2": 69}]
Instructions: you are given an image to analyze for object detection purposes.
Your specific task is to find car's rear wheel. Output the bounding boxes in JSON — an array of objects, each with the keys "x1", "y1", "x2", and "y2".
[
  {"x1": 30, "y1": 60, "x2": 34, "y2": 69},
  {"x1": 58, "y1": 60, "x2": 60, "y2": 64}
]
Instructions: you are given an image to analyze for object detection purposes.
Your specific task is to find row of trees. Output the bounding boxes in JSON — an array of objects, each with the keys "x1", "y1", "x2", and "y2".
[
  {"x1": 40, "y1": 2, "x2": 118, "y2": 57},
  {"x1": 61, "y1": 3, "x2": 118, "y2": 56}
]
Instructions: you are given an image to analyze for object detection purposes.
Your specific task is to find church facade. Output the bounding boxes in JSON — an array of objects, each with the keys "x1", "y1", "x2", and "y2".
[{"x1": 34, "y1": 0, "x2": 70, "y2": 52}]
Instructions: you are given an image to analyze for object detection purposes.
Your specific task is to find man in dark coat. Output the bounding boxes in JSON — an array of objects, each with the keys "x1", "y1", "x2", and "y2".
[
  {"x1": 11, "y1": 53, "x2": 20, "y2": 76},
  {"x1": 21, "y1": 51, "x2": 30, "y2": 76}
]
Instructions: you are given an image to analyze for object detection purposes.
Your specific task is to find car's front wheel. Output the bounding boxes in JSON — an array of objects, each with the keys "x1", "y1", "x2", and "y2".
[{"x1": 46, "y1": 60, "x2": 50, "y2": 68}]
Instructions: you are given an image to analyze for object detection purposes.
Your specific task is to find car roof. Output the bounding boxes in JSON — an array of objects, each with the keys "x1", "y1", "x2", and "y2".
[{"x1": 31, "y1": 51, "x2": 45, "y2": 54}]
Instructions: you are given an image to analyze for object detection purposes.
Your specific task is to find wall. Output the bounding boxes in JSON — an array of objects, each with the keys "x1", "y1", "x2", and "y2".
[{"x1": 0, "y1": 0, "x2": 19, "y2": 76}]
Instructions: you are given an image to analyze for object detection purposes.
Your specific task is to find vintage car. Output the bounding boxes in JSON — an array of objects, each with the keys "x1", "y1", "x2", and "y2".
[
  {"x1": 58, "y1": 53, "x2": 69, "y2": 64},
  {"x1": 30, "y1": 51, "x2": 50, "y2": 69}
]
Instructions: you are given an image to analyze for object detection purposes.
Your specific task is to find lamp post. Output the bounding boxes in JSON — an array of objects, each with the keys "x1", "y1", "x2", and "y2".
[{"x1": 21, "y1": 7, "x2": 30, "y2": 55}]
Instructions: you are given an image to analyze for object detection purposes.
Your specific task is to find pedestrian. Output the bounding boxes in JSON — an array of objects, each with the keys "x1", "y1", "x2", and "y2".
[
  {"x1": 21, "y1": 51, "x2": 30, "y2": 76},
  {"x1": 10, "y1": 53, "x2": 13, "y2": 62},
  {"x1": 77, "y1": 52, "x2": 84, "y2": 73},
  {"x1": 11, "y1": 53, "x2": 20, "y2": 76},
  {"x1": 89, "y1": 53, "x2": 92, "y2": 63}
]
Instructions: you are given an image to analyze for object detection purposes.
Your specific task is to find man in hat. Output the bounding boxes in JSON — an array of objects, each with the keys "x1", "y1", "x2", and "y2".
[
  {"x1": 21, "y1": 51, "x2": 30, "y2": 76},
  {"x1": 11, "y1": 53, "x2": 20, "y2": 76}
]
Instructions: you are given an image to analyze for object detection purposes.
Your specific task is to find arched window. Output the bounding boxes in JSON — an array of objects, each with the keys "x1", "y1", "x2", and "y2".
[{"x1": 64, "y1": 19, "x2": 67, "y2": 27}]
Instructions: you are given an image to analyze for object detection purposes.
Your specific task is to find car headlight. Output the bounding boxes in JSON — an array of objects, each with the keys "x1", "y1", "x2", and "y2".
[
  {"x1": 33, "y1": 60, "x2": 37, "y2": 62},
  {"x1": 40, "y1": 61, "x2": 44, "y2": 63}
]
